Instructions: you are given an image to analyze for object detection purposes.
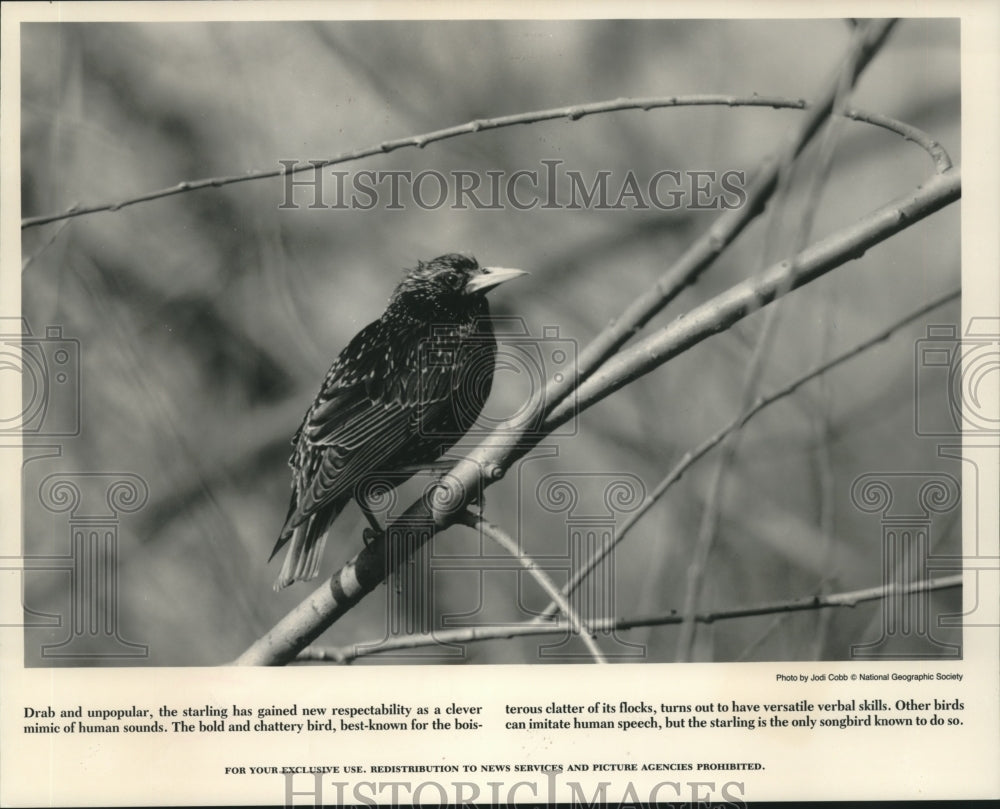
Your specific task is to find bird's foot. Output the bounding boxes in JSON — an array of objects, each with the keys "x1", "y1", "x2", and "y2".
[
  {"x1": 469, "y1": 490, "x2": 486, "y2": 514},
  {"x1": 395, "y1": 460, "x2": 454, "y2": 477},
  {"x1": 362, "y1": 526, "x2": 384, "y2": 547}
]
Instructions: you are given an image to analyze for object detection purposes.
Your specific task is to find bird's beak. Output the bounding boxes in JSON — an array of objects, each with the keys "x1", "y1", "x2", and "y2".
[{"x1": 464, "y1": 267, "x2": 529, "y2": 295}]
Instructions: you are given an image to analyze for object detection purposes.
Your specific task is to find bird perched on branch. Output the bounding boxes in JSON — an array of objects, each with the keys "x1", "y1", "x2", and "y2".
[{"x1": 269, "y1": 254, "x2": 527, "y2": 589}]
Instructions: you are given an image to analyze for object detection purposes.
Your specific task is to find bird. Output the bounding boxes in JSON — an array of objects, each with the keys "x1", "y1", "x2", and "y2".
[{"x1": 269, "y1": 253, "x2": 528, "y2": 589}]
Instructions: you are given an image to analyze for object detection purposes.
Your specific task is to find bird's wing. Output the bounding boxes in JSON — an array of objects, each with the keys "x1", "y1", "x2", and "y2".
[{"x1": 288, "y1": 319, "x2": 468, "y2": 524}]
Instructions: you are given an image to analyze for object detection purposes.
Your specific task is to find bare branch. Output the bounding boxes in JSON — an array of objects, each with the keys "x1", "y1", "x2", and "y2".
[
  {"x1": 544, "y1": 168, "x2": 961, "y2": 431},
  {"x1": 844, "y1": 107, "x2": 952, "y2": 173},
  {"x1": 537, "y1": 286, "x2": 960, "y2": 621},
  {"x1": 28, "y1": 24, "x2": 951, "y2": 234},
  {"x1": 26, "y1": 94, "x2": 947, "y2": 230},
  {"x1": 456, "y1": 511, "x2": 607, "y2": 664},
  {"x1": 295, "y1": 574, "x2": 962, "y2": 663},
  {"x1": 22, "y1": 95, "x2": 810, "y2": 229},
  {"x1": 21, "y1": 209, "x2": 76, "y2": 271},
  {"x1": 539, "y1": 19, "x2": 899, "y2": 417}
]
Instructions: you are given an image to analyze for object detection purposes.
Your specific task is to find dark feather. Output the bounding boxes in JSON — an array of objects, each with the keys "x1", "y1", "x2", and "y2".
[{"x1": 269, "y1": 253, "x2": 519, "y2": 589}]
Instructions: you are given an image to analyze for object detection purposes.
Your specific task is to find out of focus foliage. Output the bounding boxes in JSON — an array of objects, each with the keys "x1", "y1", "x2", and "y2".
[{"x1": 20, "y1": 20, "x2": 960, "y2": 665}]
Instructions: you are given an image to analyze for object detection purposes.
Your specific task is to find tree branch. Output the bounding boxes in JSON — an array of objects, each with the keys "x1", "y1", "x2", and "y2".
[
  {"x1": 455, "y1": 511, "x2": 607, "y2": 664},
  {"x1": 294, "y1": 574, "x2": 962, "y2": 663},
  {"x1": 25, "y1": 23, "x2": 921, "y2": 231},
  {"x1": 539, "y1": 19, "x2": 899, "y2": 417}
]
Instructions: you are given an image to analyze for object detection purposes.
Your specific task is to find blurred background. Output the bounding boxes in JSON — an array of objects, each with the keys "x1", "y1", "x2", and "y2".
[{"x1": 18, "y1": 19, "x2": 961, "y2": 665}]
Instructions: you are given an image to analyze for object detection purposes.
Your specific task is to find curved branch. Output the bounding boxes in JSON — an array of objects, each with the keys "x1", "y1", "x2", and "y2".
[
  {"x1": 19, "y1": 94, "x2": 805, "y2": 228},
  {"x1": 455, "y1": 511, "x2": 606, "y2": 664},
  {"x1": 844, "y1": 107, "x2": 952, "y2": 173},
  {"x1": 25, "y1": 23, "x2": 925, "y2": 231},
  {"x1": 295, "y1": 574, "x2": 962, "y2": 663},
  {"x1": 23, "y1": 101, "x2": 944, "y2": 229}
]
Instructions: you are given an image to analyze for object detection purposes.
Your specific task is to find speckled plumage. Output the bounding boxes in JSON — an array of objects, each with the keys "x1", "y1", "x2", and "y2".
[{"x1": 269, "y1": 254, "x2": 526, "y2": 589}]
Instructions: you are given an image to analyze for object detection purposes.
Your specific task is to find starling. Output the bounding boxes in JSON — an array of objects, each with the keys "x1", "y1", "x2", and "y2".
[{"x1": 269, "y1": 253, "x2": 527, "y2": 589}]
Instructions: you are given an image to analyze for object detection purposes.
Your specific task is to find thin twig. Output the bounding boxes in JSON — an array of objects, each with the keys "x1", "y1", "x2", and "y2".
[
  {"x1": 21, "y1": 211, "x2": 75, "y2": 271},
  {"x1": 23, "y1": 51, "x2": 958, "y2": 235},
  {"x1": 844, "y1": 107, "x2": 952, "y2": 173},
  {"x1": 536, "y1": 287, "x2": 960, "y2": 622},
  {"x1": 677, "y1": 303, "x2": 781, "y2": 661},
  {"x1": 22, "y1": 95, "x2": 809, "y2": 229},
  {"x1": 804, "y1": 79, "x2": 860, "y2": 660},
  {"x1": 810, "y1": 323, "x2": 840, "y2": 660},
  {"x1": 455, "y1": 510, "x2": 606, "y2": 664},
  {"x1": 295, "y1": 574, "x2": 962, "y2": 663},
  {"x1": 678, "y1": 35, "x2": 864, "y2": 661}
]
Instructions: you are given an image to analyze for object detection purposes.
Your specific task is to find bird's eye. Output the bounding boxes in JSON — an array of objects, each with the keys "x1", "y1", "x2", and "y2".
[{"x1": 448, "y1": 273, "x2": 465, "y2": 290}]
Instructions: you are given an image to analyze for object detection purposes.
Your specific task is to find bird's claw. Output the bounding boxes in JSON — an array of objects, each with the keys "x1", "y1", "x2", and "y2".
[{"x1": 471, "y1": 492, "x2": 486, "y2": 514}]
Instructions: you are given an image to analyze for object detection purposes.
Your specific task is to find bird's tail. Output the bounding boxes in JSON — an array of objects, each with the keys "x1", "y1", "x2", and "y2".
[{"x1": 269, "y1": 500, "x2": 341, "y2": 591}]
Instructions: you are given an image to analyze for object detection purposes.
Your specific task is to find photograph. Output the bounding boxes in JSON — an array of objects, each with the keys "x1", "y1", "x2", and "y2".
[
  {"x1": 3, "y1": 2, "x2": 997, "y2": 806},
  {"x1": 17, "y1": 16, "x2": 964, "y2": 667}
]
